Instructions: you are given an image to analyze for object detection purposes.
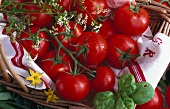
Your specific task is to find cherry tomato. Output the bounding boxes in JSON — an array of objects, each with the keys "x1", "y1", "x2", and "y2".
[
  {"x1": 90, "y1": 66, "x2": 115, "y2": 92},
  {"x1": 105, "y1": 34, "x2": 139, "y2": 69},
  {"x1": 136, "y1": 87, "x2": 163, "y2": 109},
  {"x1": 57, "y1": 0, "x2": 74, "y2": 12},
  {"x1": 99, "y1": 19, "x2": 117, "y2": 39},
  {"x1": 73, "y1": 0, "x2": 109, "y2": 25},
  {"x1": 75, "y1": 32, "x2": 108, "y2": 65},
  {"x1": 113, "y1": 3, "x2": 150, "y2": 36},
  {"x1": 56, "y1": 73, "x2": 90, "y2": 101},
  {"x1": 17, "y1": 27, "x2": 50, "y2": 60},
  {"x1": 40, "y1": 49, "x2": 73, "y2": 82},
  {"x1": 50, "y1": 21, "x2": 83, "y2": 50},
  {"x1": 23, "y1": 3, "x2": 54, "y2": 27},
  {"x1": 166, "y1": 85, "x2": 170, "y2": 107}
]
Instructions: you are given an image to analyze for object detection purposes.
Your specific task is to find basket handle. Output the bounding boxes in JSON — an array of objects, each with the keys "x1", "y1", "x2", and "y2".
[
  {"x1": 0, "y1": 57, "x2": 11, "y2": 83},
  {"x1": 0, "y1": 41, "x2": 29, "y2": 93}
]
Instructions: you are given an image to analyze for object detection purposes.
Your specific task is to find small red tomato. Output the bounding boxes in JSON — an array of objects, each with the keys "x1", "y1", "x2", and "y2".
[
  {"x1": 99, "y1": 19, "x2": 117, "y2": 39},
  {"x1": 113, "y1": 3, "x2": 150, "y2": 36},
  {"x1": 40, "y1": 49, "x2": 73, "y2": 82},
  {"x1": 56, "y1": 73, "x2": 90, "y2": 102},
  {"x1": 73, "y1": 0, "x2": 108, "y2": 25},
  {"x1": 136, "y1": 87, "x2": 163, "y2": 109},
  {"x1": 50, "y1": 21, "x2": 83, "y2": 50},
  {"x1": 23, "y1": 3, "x2": 54, "y2": 27},
  {"x1": 17, "y1": 27, "x2": 50, "y2": 60},
  {"x1": 75, "y1": 32, "x2": 108, "y2": 65},
  {"x1": 57, "y1": 0, "x2": 74, "y2": 12},
  {"x1": 90, "y1": 66, "x2": 115, "y2": 92}
]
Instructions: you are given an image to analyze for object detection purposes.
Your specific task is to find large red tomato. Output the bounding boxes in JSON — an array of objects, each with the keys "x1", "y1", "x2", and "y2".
[
  {"x1": 50, "y1": 21, "x2": 83, "y2": 50},
  {"x1": 75, "y1": 32, "x2": 108, "y2": 65},
  {"x1": 22, "y1": 3, "x2": 54, "y2": 27},
  {"x1": 136, "y1": 87, "x2": 163, "y2": 109},
  {"x1": 105, "y1": 34, "x2": 139, "y2": 69},
  {"x1": 17, "y1": 27, "x2": 50, "y2": 60},
  {"x1": 99, "y1": 19, "x2": 117, "y2": 39},
  {"x1": 113, "y1": 3, "x2": 150, "y2": 36},
  {"x1": 73, "y1": 0, "x2": 109, "y2": 25},
  {"x1": 90, "y1": 66, "x2": 115, "y2": 92},
  {"x1": 40, "y1": 49, "x2": 73, "y2": 82},
  {"x1": 56, "y1": 73, "x2": 90, "y2": 101}
]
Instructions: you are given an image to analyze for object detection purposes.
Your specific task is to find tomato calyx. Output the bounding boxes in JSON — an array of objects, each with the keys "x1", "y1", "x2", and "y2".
[
  {"x1": 76, "y1": 38, "x2": 89, "y2": 60},
  {"x1": 116, "y1": 47, "x2": 141, "y2": 67}
]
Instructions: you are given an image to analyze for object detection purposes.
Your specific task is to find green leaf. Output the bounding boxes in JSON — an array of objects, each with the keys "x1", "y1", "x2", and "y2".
[
  {"x1": 115, "y1": 97, "x2": 134, "y2": 109},
  {"x1": 0, "y1": 102, "x2": 15, "y2": 109},
  {"x1": 118, "y1": 74, "x2": 137, "y2": 96},
  {"x1": 93, "y1": 91, "x2": 115, "y2": 109},
  {"x1": 130, "y1": 82, "x2": 154, "y2": 105},
  {"x1": 0, "y1": 92, "x2": 12, "y2": 100}
]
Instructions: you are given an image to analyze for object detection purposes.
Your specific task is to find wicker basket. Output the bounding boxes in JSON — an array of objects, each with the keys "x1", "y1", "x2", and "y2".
[{"x1": 0, "y1": 0, "x2": 170, "y2": 109}]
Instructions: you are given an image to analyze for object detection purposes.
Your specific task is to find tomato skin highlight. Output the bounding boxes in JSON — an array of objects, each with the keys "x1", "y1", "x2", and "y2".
[
  {"x1": 56, "y1": 73, "x2": 90, "y2": 102},
  {"x1": 105, "y1": 34, "x2": 138, "y2": 69},
  {"x1": 75, "y1": 32, "x2": 108, "y2": 65},
  {"x1": 90, "y1": 66, "x2": 115, "y2": 92},
  {"x1": 113, "y1": 3, "x2": 150, "y2": 36},
  {"x1": 136, "y1": 87, "x2": 163, "y2": 109}
]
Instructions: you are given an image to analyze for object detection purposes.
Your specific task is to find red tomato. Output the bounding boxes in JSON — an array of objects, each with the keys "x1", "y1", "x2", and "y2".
[
  {"x1": 113, "y1": 3, "x2": 150, "y2": 36},
  {"x1": 50, "y1": 21, "x2": 83, "y2": 50},
  {"x1": 166, "y1": 85, "x2": 170, "y2": 107},
  {"x1": 105, "y1": 34, "x2": 139, "y2": 69},
  {"x1": 40, "y1": 50, "x2": 73, "y2": 82},
  {"x1": 56, "y1": 73, "x2": 90, "y2": 101},
  {"x1": 99, "y1": 19, "x2": 117, "y2": 39},
  {"x1": 90, "y1": 66, "x2": 115, "y2": 92},
  {"x1": 23, "y1": 3, "x2": 54, "y2": 27},
  {"x1": 75, "y1": 32, "x2": 108, "y2": 65},
  {"x1": 73, "y1": 0, "x2": 108, "y2": 25},
  {"x1": 154, "y1": 0, "x2": 170, "y2": 7},
  {"x1": 136, "y1": 87, "x2": 163, "y2": 109},
  {"x1": 17, "y1": 27, "x2": 50, "y2": 60},
  {"x1": 57, "y1": 0, "x2": 74, "y2": 12}
]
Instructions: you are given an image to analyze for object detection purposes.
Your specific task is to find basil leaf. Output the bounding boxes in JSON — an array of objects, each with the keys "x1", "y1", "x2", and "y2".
[
  {"x1": 130, "y1": 82, "x2": 154, "y2": 105},
  {"x1": 93, "y1": 91, "x2": 115, "y2": 109},
  {"x1": 0, "y1": 92, "x2": 12, "y2": 100},
  {"x1": 115, "y1": 97, "x2": 134, "y2": 109},
  {"x1": 118, "y1": 74, "x2": 136, "y2": 96}
]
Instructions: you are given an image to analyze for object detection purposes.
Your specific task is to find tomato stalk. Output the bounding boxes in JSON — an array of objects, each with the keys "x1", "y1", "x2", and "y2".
[
  {"x1": 46, "y1": 29, "x2": 96, "y2": 77},
  {"x1": 116, "y1": 47, "x2": 142, "y2": 67}
]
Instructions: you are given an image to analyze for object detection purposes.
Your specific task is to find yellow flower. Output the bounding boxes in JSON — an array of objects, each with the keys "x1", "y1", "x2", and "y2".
[
  {"x1": 44, "y1": 88, "x2": 58, "y2": 103},
  {"x1": 25, "y1": 69, "x2": 43, "y2": 86}
]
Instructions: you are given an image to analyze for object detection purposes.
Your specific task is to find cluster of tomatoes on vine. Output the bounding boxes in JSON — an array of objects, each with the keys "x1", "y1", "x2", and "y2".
[{"x1": 2, "y1": 0, "x2": 169, "y2": 108}]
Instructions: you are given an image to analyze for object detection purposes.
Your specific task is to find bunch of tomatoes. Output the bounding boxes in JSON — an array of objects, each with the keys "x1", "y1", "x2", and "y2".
[{"x1": 1, "y1": 0, "x2": 170, "y2": 108}]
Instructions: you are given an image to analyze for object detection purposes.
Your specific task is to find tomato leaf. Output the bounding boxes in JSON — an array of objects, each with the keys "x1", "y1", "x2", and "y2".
[
  {"x1": 93, "y1": 91, "x2": 115, "y2": 109},
  {"x1": 130, "y1": 82, "x2": 154, "y2": 105},
  {"x1": 115, "y1": 97, "x2": 134, "y2": 109},
  {"x1": 0, "y1": 92, "x2": 12, "y2": 100},
  {"x1": 118, "y1": 74, "x2": 137, "y2": 96}
]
